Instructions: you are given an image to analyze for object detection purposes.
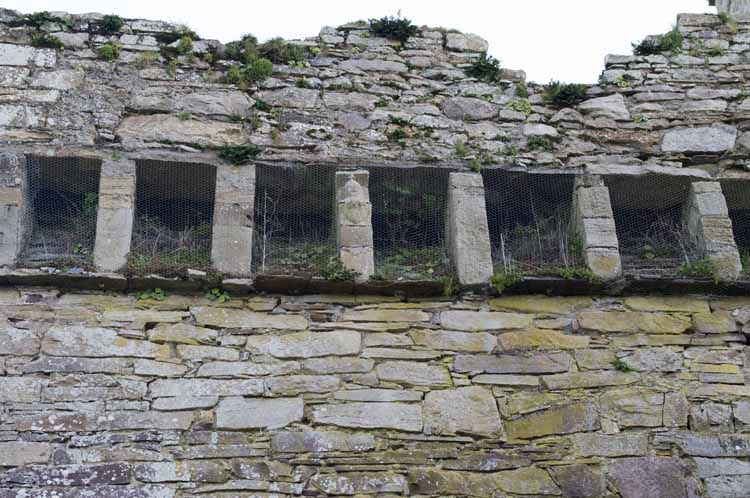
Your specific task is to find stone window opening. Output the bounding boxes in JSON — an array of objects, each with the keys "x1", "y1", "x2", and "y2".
[
  {"x1": 252, "y1": 163, "x2": 336, "y2": 277},
  {"x1": 367, "y1": 166, "x2": 452, "y2": 281},
  {"x1": 482, "y1": 169, "x2": 581, "y2": 277},
  {"x1": 604, "y1": 174, "x2": 698, "y2": 279},
  {"x1": 720, "y1": 179, "x2": 750, "y2": 277},
  {"x1": 128, "y1": 160, "x2": 216, "y2": 277},
  {"x1": 20, "y1": 155, "x2": 101, "y2": 270}
]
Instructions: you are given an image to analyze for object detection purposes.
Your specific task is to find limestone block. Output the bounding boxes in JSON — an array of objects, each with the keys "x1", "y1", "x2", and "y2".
[
  {"x1": 211, "y1": 164, "x2": 255, "y2": 276},
  {"x1": 441, "y1": 96, "x2": 497, "y2": 120},
  {"x1": 94, "y1": 159, "x2": 135, "y2": 273},
  {"x1": 311, "y1": 402, "x2": 422, "y2": 432},
  {"x1": 578, "y1": 93, "x2": 631, "y2": 121},
  {"x1": 446, "y1": 172, "x2": 493, "y2": 286},
  {"x1": 713, "y1": 0, "x2": 750, "y2": 16},
  {"x1": 580, "y1": 218, "x2": 619, "y2": 249},
  {"x1": 445, "y1": 32, "x2": 489, "y2": 52}
]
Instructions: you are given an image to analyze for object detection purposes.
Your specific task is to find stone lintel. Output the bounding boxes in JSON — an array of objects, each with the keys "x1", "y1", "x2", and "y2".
[
  {"x1": 336, "y1": 170, "x2": 374, "y2": 282},
  {"x1": 211, "y1": 164, "x2": 255, "y2": 276},
  {"x1": 94, "y1": 158, "x2": 136, "y2": 273},
  {"x1": 684, "y1": 181, "x2": 742, "y2": 280},
  {"x1": 572, "y1": 175, "x2": 622, "y2": 280},
  {"x1": 446, "y1": 172, "x2": 493, "y2": 286}
]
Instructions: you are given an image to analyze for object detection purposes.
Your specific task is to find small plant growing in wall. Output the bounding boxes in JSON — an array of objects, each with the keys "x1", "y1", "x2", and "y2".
[
  {"x1": 138, "y1": 288, "x2": 167, "y2": 301},
  {"x1": 465, "y1": 53, "x2": 502, "y2": 82},
  {"x1": 206, "y1": 287, "x2": 231, "y2": 303},
  {"x1": 98, "y1": 14, "x2": 125, "y2": 34},
  {"x1": 368, "y1": 16, "x2": 419, "y2": 43},
  {"x1": 219, "y1": 144, "x2": 261, "y2": 165},
  {"x1": 612, "y1": 358, "x2": 634, "y2": 372},
  {"x1": 678, "y1": 258, "x2": 719, "y2": 281},
  {"x1": 543, "y1": 80, "x2": 588, "y2": 107},
  {"x1": 491, "y1": 271, "x2": 525, "y2": 294},
  {"x1": 527, "y1": 136, "x2": 554, "y2": 152},
  {"x1": 98, "y1": 42, "x2": 122, "y2": 62},
  {"x1": 632, "y1": 26, "x2": 683, "y2": 56},
  {"x1": 30, "y1": 33, "x2": 64, "y2": 50},
  {"x1": 13, "y1": 11, "x2": 71, "y2": 29},
  {"x1": 176, "y1": 35, "x2": 194, "y2": 55},
  {"x1": 509, "y1": 99, "x2": 533, "y2": 118}
]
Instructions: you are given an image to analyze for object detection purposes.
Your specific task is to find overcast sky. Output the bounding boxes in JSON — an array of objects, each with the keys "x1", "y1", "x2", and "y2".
[{"x1": 4, "y1": 0, "x2": 712, "y2": 83}]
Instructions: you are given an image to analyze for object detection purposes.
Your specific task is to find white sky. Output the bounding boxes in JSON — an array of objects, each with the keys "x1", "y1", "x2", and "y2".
[{"x1": 4, "y1": 0, "x2": 712, "y2": 83}]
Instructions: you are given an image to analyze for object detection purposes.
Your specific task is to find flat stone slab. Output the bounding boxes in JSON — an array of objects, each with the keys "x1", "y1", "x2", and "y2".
[{"x1": 215, "y1": 397, "x2": 304, "y2": 429}]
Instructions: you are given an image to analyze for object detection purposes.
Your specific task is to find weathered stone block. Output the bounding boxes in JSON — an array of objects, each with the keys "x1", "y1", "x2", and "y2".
[
  {"x1": 191, "y1": 307, "x2": 308, "y2": 330},
  {"x1": 440, "y1": 310, "x2": 532, "y2": 331},
  {"x1": 446, "y1": 172, "x2": 493, "y2": 285},
  {"x1": 376, "y1": 361, "x2": 451, "y2": 386},
  {"x1": 271, "y1": 430, "x2": 375, "y2": 453},
  {"x1": 309, "y1": 472, "x2": 408, "y2": 495},
  {"x1": 505, "y1": 403, "x2": 600, "y2": 440},
  {"x1": 211, "y1": 164, "x2": 255, "y2": 276},
  {"x1": 94, "y1": 159, "x2": 135, "y2": 272},
  {"x1": 609, "y1": 457, "x2": 699, "y2": 498},
  {"x1": 311, "y1": 402, "x2": 422, "y2": 432},
  {"x1": 245, "y1": 330, "x2": 361, "y2": 358},
  {"x1": 215, "y1": 397, "x2": 304, "y2": 429},
  {"x1": 423, "y1": 387, "x2": 503, "y2": 436},
  {"x1": 0, "y1": 442, "x2": 51, "y2": 466}
]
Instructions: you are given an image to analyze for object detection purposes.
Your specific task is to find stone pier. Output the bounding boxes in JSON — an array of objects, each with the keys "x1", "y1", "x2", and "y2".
[
  {"x1": 571, "y1": 175, "x2": 622, "y2": 280},
  {"x1": 0, "y1": 152, "x2": 25, "y2": 267},
  {"x1": 94, "y1": 158, "x2": 136, "y2": 273},
  {"x1": 335, "y1": 170, "x2": 375, "y2": 282},
  {"x1": 211, "y1": 164, "x2": 256, "y2": 276},
  {"x1": 683, "y1": 181, "x2": 742, "y2": 280},
  {"x1": 446, "y1": 172, "x2": 493, "y2": 286}
]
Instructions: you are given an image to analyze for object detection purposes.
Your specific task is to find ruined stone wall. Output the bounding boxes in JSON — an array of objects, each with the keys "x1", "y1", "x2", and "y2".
[
  {"x1": 2, "y1": 6, "x2": 750, "y2": 498},
  {"x1": 0, "y1": 289, "x2": 748, "y2": 498}
]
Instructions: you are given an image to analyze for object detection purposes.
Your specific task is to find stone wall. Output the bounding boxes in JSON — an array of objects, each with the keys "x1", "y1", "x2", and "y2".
[
  {"x1": 0, "y1": 289, "x2": 748, "y2": 497},
  {"x1": 0, "y1": 9, "x2": 748, "y2": 286}
]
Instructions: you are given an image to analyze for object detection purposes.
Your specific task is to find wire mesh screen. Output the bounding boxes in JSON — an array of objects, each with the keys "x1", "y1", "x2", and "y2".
[
  {"x1": 129, "y1": 160, "x2": 216, "y2": 277},
  {"x1": 720, "y1": 179, "x2": 750, "y2": 275},
  {"x1": 368, "y1": 166, "x2": 451, "y2": 281},
  {"x1": 20, "y1": 155, "x2": 101, "y2": 269},
  {"x1": 252, "y1": 164, "x2": 337, "y2": 276},
  {"x1": 482, "y1": 169, "x2": 581, "y2": 275},
  {"x1": 604, "y1": 174, "x2": 697, "y2": 278}
]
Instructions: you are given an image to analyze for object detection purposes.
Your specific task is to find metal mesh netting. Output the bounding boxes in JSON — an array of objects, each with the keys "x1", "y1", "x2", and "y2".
[
  {"x1": 482, "y1": 169, "x2": 582, "y2": 275},
  {"x1": 720, "y1": 179, "x2": 750, "y2": 274},
  {"x1": 129, "y1": 160, "x2": 216, "y2": 276},
  {"x1": 20, "y1": 156, "x2": 101, "y2": 269},
  {"x1": 252, "y1": 164, "x2": 337, "y2": 276},
  {"x1": 604, "y1": 174, "x2": 698, "y2": 278},
  {"x1": 367, "y1": 166, "x2": 452, "y2": 281}
]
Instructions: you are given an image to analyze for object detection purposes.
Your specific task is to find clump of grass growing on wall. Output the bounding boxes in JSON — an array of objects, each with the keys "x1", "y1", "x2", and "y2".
[
  {"x1": 13, "y1": 11, "x2": 71, "y2": 29},
  {"x1": 98, "y1": 42, "x2": 122, "y2": 62},
  {"x1": 368, "y1": 16, "x2": 419, "y2": 43},
  {"x1": 30, "y1": 33, "x2": 63, "y2": 50},
  {"x1": 527, "y1": 136, "x2": 553, "y2": 152},
  {"x1": 612, "y1": 358, "x2": 634, "y2": 372},
  {"x1": 719, "y1": 12, "x2": 739, "y2": 33},
  {"x1": 225, "y1": 57, "x2": 273, "y2": 88},
  {"x1": 632, "y1": 26, "x2": 683, "y2": 56},
  {"x1": 176, "y1": 35, "x2": 194, "y2": 55},
  {"x1": 219, "y1": 145, "x2": 261, "y2": 164},
  {"x1": 543, "y1": 80, "x2": 588, "y2": 107},
  {"x1": 98, "y1": 14, "x2": 124, "y2": 34},
  {"x1": 678, "y1": 258, "x2": 719, "y2": 281},
  {"x1": 257, "y1": 38, "x2": 307, "y2": 65},
  {"x1": 465, "y1": 53, "x2": 502, "y2": 82},
  {"x1": 491, "y1": 271, "x2": 525, "y2": 294}
]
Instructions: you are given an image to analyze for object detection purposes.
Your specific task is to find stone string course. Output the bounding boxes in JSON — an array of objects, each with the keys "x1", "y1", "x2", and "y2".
[{"x1": 0, "y1": 290, "x2": 749, "y2": 497}]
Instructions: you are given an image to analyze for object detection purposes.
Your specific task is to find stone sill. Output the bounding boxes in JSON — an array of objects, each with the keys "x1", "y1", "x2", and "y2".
[{"x1": 3, "y1": 268, "x2": 750, "y2": 298}]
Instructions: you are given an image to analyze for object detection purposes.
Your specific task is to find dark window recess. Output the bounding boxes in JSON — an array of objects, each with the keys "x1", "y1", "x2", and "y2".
[
  {"x1": 20, "y1": 155, "x2": 101, "y2": 269},
  {"x1": 129, "y1": 160, "x2": 216, "y2": 277},
  {"x1": 720, "y1": 179, "x2": 750, "y2": 274},
  {"x1": 604, "y1": 174, "x2": 696, "y2": 278},
  {"x1": 252, "y1": 164, "x2": 337, "y2": 276},
  {"x1": 482, "y1": 169, "x2": 581, "y2": 275},
  {"x1": 367, "y1": 166, "x2": 452, "y2": 281}
]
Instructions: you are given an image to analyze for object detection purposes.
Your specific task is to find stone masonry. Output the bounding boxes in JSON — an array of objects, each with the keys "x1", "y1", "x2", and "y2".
[
  {"x1": 0, "y1": 289, "x2": 748, "y2": 498},
  {"x1": 1, "y1": 4, "x2": 750, "y2": 497}
]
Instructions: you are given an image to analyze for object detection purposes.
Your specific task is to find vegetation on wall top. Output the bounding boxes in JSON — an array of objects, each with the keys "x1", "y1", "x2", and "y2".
[
  {"x1": 632, "y1": 26, "x2": 684, "y2": 56},
  {"x1": 369, "y1": 16, "x2": 419, "y2": 43}
]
